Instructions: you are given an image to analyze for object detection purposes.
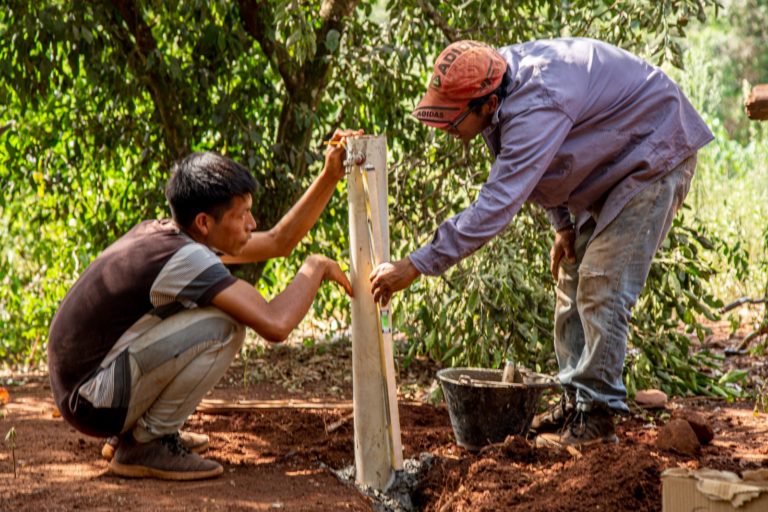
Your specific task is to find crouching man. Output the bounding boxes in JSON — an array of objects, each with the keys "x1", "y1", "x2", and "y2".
[{"x1": 48, "y1": 132, "x2": 357, "y2": 480}]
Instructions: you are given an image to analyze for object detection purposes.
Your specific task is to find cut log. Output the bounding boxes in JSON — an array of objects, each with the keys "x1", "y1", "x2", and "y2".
[{"x1": 745, "y1": 84, "x2": 768, "y2": 120}]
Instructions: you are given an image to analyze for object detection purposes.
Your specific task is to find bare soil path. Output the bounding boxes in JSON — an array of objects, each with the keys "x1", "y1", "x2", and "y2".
[{"x1": 1, "y1": 335, "x2": 767, "y2": 511}]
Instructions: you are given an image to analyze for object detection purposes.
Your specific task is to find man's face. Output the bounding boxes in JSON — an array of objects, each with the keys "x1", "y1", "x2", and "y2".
[
  {"x1": 206, "y1": 194, "x2": 257, "y2": 256},
  {"x1": 445, "y1": 110, "x2": 486, "y2": 144},
  {"x1": 443, "y1": 96, "x2": 498, "y2": 144}
]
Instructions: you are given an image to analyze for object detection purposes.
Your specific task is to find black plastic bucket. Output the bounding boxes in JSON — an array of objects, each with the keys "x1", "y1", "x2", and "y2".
[{"x1": 437, "y1": 367, "x2": 558, "y2": 452}]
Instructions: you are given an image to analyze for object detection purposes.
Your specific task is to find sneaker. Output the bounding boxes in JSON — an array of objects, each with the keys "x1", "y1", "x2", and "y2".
[
  {"x1": 102, "y1": 430, "x2": 209, "y2": 461},
  {"x1": 558, "y1": 408, "x2": 618, "y2": 447},
  {"x1": 108, "y1": 432, "x2": 223, "y2": 480},
  {"x1": 530, "y1": 395, "x2": 575, "y2": 434},
  {"x1": 177, "y1": 430, "x2": 210, "y2": 453}
]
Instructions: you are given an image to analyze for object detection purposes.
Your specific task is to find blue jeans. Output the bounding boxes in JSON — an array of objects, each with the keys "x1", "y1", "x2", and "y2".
[{"x1": 554, "y1": 156, "x2": 696, "y2": 413}]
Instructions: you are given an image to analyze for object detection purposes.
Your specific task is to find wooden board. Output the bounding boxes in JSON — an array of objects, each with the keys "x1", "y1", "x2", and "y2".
[
  {"x1": 347, "y1": 135, "x2": 403, "y2": 490},
  {"x1": 196, "y1": 398, "x2": 353, "y2": 413}
]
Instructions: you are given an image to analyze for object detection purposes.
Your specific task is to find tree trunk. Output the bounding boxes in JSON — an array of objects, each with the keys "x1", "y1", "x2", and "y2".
[
  {"x1": 238, "y1": 0, "x2": 360, "y2": 231},
  {"x1": 106, "y1": 0, "x2": 190, "y2": 159}
]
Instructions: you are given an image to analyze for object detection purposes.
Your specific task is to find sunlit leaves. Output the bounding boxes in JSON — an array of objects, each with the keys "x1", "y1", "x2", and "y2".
[
  {"x1": 275, "y1": 0, "x2": 317, "y2": 64},
  {"x1": 0, "y1": 0, "x2": 731, "y2": 400}
]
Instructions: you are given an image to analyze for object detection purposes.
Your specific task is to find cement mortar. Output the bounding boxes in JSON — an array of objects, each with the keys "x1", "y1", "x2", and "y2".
[{"x1": 326, "y1": 453, "x2": 436, "y2": 512}]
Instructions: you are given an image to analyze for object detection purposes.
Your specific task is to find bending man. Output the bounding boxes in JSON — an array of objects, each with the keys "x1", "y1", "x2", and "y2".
[{"x1": 370, "y1": 39, "x2": 712, "y2": 446}]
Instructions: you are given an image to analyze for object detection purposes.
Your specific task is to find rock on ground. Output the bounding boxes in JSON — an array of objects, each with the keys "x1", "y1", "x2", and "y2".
[
  {"x1": 635, "y1": 389, "x2": 668, "y2": 409},
  {"x1": 673, "y1": 410, "x2": 715, "y2": 445},
  {"x1": 656, "y1": 418, "x2": 701, "y2": 456}
]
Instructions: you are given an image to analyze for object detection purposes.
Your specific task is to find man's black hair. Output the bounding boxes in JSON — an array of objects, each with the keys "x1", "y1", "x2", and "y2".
[
  {"x1": 468, "y1": 70, "x2": 511, "y2": 113},
  {"x1": 165, "y1": 151, "x2": 259, "y2": 229}
]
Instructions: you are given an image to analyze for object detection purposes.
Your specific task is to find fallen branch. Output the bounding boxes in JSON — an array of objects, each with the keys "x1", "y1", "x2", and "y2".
[
  {"x1": 728, "y1": 323, "x2": 768, "y2": 355},
  {"x1": 326, "y1": 412, "x2": 355, "y2": 433}
]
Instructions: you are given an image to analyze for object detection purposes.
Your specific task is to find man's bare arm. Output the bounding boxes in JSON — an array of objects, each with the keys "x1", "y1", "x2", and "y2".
[
  {"x1": 222, "y1": 129, "x2": 363, "y2": 264},
  {"x1": 211, "y1": 255, "x2": 352, "y2": 341}
]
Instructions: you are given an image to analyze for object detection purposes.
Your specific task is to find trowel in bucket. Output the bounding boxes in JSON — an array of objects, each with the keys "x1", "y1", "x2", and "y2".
[{"x1": 501, "y1": 359, "x2": 524, "y2": 384}]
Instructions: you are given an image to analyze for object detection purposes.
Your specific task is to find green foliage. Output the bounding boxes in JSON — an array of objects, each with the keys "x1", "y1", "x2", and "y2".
[
  {"x1": 663, "y1": 1, "x2": 768, "y2": 299},
  {"x1": 396, "y1": 203, "x2": 555, "y2": 371},
  {"x1": 2, "y1": 0, "x2": 752, "y2": 403},
  {"x1": 625, "y1": 214, "x2": 738, "y2": 398},
  {"x1": 692, "y1": 0, "x2": 768, "y2": 141}
]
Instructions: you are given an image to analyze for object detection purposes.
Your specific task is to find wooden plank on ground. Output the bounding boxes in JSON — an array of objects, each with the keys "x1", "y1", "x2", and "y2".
[
  {"x1": 746, "y1": 84, "x2": 768, "y2": 120},
  {"x1": 196, "y1": 398, "x2": 353, "y2": 414}
]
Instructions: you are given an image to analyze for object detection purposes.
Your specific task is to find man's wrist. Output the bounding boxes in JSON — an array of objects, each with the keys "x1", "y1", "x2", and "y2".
[
  {"x1": 404, "y1": 256, "x2": 422, "y2": 279},
  {"x1": 556, "y1": 224, "x2": 575, "y2": 233},
  {"x1": 306, "y1": 254, "x2": 327, "y2": 272}
]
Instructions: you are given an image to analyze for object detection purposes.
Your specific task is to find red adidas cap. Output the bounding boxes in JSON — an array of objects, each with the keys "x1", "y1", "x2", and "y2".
[{"x1": 412, "y1": 41, "x2": 507, "y2": 129}]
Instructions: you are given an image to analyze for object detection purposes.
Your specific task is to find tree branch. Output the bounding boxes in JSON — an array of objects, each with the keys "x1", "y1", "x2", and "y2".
[
  {"x1": 237, "y1": 0, "x2": 298, "y2": 94},
  {"x1": 0, "y1": 121, "x2": 15, "y2": 138},
  {"x1": 319, "y1": 0, "x2": 358, "y2": 26},
  {"x1": 273, "y1": 0, "x2": 360, "y2": 171},
  {"x1": 106, "y1": 0, "x2": 189, "y2": 158},
  {"x1": 234, "y1": 0, "x2": 361, "y2": 234},
  {"x1": 416, "y1": 0, "x2": 459, "y2": 43},
  {"x1": 311, "y1": 0, "x2": 359, "y2": 76}
]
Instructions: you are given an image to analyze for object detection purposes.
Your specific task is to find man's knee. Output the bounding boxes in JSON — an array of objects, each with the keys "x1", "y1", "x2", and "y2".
[
  {"x1": 575, "y1": 266, "x2": 612, "y2": 307},
  {"x1": 176, "y1": 306, "x2": 243, "y2": 346},
  {"x1": 130, "y1": 308, "x2": 244, "y2": 374},
  {"x1": 205, "y1": 307, "x2": 245, "y2": 350},
  {"x1": 188, "y1": 308, "x2": 245, "y2": 355}
]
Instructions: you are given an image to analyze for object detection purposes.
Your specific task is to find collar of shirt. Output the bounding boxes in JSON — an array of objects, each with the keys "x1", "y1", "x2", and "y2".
[
  {"x1": 486, "y1": 97, "x2": 503, "y2": 131},
  {"x1": 481, "y1": 95, "x2": 505, "y2": 156},
  {"x1": 481, "y1": 51, "x2": 516, "y2": 154},
  {"x1": 481, "y1": 61, "x2": 514, "y2": 140}
]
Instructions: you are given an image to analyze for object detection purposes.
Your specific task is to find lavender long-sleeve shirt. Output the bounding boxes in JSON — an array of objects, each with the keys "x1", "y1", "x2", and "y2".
[{"x1": 409, "y1": 38, "x2": 714, "y2": 276}]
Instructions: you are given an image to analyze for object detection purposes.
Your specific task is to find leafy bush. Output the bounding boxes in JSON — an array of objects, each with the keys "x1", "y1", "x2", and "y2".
[
  {"x1": 395, "y1": 203, "x2": 555, "y2": 372},
  {"x1": 3, "y1": 0, "x2": 753, "y2": 403},
  {"x1": 625, "y1": 214, "x2": 734, "y2": 398}
]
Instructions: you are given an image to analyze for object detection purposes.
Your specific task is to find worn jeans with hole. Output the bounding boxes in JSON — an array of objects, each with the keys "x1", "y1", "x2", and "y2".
[
  {"x1": 554, "y1": 155, "x2": 696, "y2": 413},
  {"x1": 120, "y1": 307, "x2": 245, "y2": 442}
]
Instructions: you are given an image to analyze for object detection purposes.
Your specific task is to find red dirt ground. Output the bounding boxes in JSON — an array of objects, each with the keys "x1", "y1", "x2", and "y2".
[{"x1": 2, "y1": 330, "x2": 767, "y2": 511}]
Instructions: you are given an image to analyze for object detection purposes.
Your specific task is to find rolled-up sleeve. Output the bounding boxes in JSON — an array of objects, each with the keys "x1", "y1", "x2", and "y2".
[
  {"x1": 409, "y1": 107, "x2": 573, "y2": 276},
  {"x1": 546, "y1": 206, "x2": 573, "y2": 231}
]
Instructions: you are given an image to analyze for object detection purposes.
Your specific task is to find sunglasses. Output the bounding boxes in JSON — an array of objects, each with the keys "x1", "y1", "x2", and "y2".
[{"x1": 446, "y1": 107, "x2": 473, "y2": 132}]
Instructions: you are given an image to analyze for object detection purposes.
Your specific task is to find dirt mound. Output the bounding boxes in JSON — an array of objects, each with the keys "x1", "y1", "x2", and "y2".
[
  {"x1": 511, "y1": 444, "x2": 661, "y2": 512},
  {"x1": 414, "y1": 425, "x2": 661, "y2": 512},
  {"x1": 404, "y1": 410, "x2": 768, "y2": 512}
]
